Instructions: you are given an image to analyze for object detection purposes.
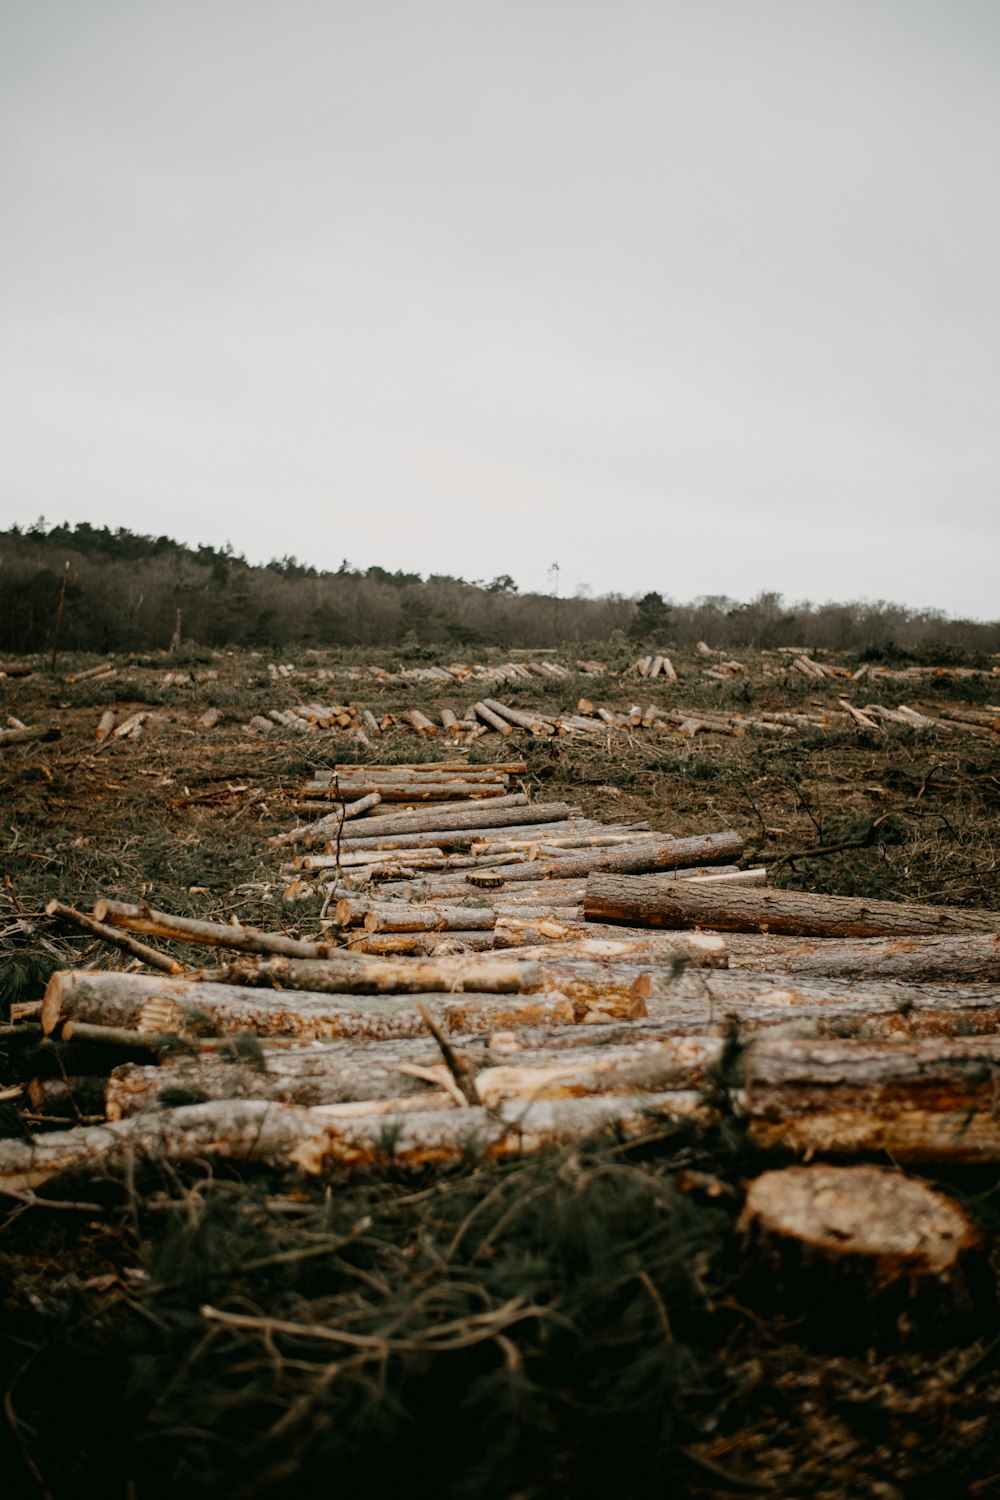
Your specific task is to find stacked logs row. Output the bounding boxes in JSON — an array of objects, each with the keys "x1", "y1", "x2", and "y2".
[{"x1": 4, "y1": 760, "x2": 1000, "y2": 1209}]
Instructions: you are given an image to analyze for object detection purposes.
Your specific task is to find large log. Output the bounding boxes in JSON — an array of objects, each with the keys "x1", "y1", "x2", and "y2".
[
  {"x1": 729, "y1": 934, "x2": 1000, "y2": 982},
  {"x1": 746, "y1": 1035, "x2": 1000, "y2": 1162},
  {"x1": 106, "y1": 1034, "x2": 725, "y2": 1119},
  {"x1": 0, "y1": 1090, "x2": 710, "y2": 1194},
  {"x1": 584, "y1": 877, "x2": 1000, "y2": 937},
  {"x1": 345, "y1": 931, "x2": 497, "y2": 955},
  {"x1": 42, "y1": 970, "x2": 576, "y2": 1043}
]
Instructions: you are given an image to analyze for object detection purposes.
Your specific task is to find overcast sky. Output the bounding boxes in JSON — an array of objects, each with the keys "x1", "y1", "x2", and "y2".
[{"x1": 2, "y1": 1, "x2": 998, "y2": 617}]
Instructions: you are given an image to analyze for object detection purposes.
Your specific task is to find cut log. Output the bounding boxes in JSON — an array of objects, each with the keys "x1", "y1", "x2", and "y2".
[
  {"x1": 479, "y1": 699, "x2": 555, "y2": 735},
  {"x1": 0, "y1": 725, "x2": 61, "y2": 748},
  {"x1": 473, "y1": 701, "x2": 514, "y2": 735},
  {"x1": 362, "y1": 903, "x2": 497, "y2": 933},
  {"x1": 739, "y1": 1165, "x2": 977, "y2": 1280},
  {"x1": 346, "y1": 932, "x2": 497, "y2": 955},
  {"x1": 746, "y1": 1035, "x2": 1000, "y2": 1162},
  {"x1": 0, "y1": 1090, "x2": 711, "y2": 1194},
  {"x1": 467, "y1": 831, "x2": 744, "y2": 886},
  {"x1": 45, "y1": 900, "x2": 184, "y2": 974},
  {"x1": 583, "y1": 877, "x2": 1000, "y2": 937},
  {"x1": 91, "y1": 901, "x2": 343, "y2": 959},
  {"x1": 95, "y1": 710, "x2": 117, "y2": 741},
  {"x1": 729, "y1": 934, "x2": 1000, "y2": 982},
  {"x1": 42, "y1": 970, "x2": 575, "y2": 1043},
  {"x1": 332, "y1": 800, "x2": 575, "y2": 841}
]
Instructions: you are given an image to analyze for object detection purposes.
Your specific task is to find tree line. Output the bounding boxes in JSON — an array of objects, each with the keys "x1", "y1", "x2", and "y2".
[{"x1": 1, "y1": 520, "x2": 997, "y2": 660}]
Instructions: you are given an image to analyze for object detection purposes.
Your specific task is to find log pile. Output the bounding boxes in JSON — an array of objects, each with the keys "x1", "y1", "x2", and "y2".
[{"x1": 4, "y1": 757, "x2": 999, "y2": 1203}]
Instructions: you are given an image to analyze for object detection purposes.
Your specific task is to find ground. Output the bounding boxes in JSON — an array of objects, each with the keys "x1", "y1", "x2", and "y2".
[{"x1": 1, "y1": 644, "x2": 998, "y2": 1498}]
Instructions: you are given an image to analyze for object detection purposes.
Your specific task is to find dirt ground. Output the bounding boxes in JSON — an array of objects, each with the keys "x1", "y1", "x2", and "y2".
[{"x1": 1, "y1": 644, "x2": 999, "y2": 1498}]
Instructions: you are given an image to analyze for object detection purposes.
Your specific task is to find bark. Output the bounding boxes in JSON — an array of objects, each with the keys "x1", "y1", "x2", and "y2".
[
  {"x1": 738, "y1": 1165, "x2": 978, "y2": 1278},
  {"x1": 42, "y1": 970, "x2": 576, "y2": 1043},
  {"x1": 0, "y1": 1090, "x2": 710, "y2": 1194},
  {"x1": 583, "y1": 876, "x2": 1000, "y2": 937},
  {"x1": 729, "y1": 933, "x2": 1000, "y2": 982},
  {"x1": 746, "y1": 1035, "x2": 1000, "y2": 1162}
]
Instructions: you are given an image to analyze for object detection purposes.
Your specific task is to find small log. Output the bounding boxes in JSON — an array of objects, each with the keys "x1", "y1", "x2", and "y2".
[
  {"x1": 64, "y1": 661, "x2": 115, "y2": 684},
  {"x1": 747, "y1": 1035, "x2": 1000, "y2": 1162},
  {"x1": 45, "y1": 900, "x2": 184, "y2": 974},
  {"x1": 0, "y1": 725, "x2": 61, "y2": 748},
  {"x1": 729, "y1": 934, "x2": 1000, "y2": 982},
  {"x1": 347, "y1": 932, "x2": 496, "y2": 955},
  {"x1": 95, "y1": 710, "x2": 117, "y2": 741},
  {"x1": 473, "y1": 701, "x2": 514, "y2": 735},
  {"x1": 468, "y1": 831, "x2": 744, "y2": 886},
  {"x1": 362, "y1": 903, "x2": 497, "y2": 933},
  {"x1": 739, "y1": 1165, "x2": 978, "y2": 1280},
  {"x1": 91, "y1": 900, "x2": 343, "y2": 959},
  {"x1": 583, "y1": 877, "x2": 1000, "y2": 938},
  {"x1": 195, "y1": 707, "x2": 224, "y2": 730}
]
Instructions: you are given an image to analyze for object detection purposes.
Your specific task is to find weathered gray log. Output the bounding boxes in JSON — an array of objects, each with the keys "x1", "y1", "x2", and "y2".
[
  {"x1": 106, "y1": 1034, "x2": 725, "y2": 1120},
  {"x1": 0, "y1": 1090, "x2": 710, "y2": 1194},
  {"x1": 746, "y1": 1035, "x2": 1000, "y2": 1162},
  {"x1": 739, "y1": 1165, "x2": 978, "y2": 1278},
  {"x1": 584, "y1": 877, "x2": 1000, "y2": 937},
  {"x1": 41, "y1": 970, "x2": 577, "y2": 1042},
  {"x1": 728, "y1": 933, "x2": 1000, "y2": 982}
]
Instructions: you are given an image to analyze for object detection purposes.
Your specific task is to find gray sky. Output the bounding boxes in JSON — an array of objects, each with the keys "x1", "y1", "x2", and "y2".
[{"x1": 2, "y1": 1, "x2": 998, "y2": 617}]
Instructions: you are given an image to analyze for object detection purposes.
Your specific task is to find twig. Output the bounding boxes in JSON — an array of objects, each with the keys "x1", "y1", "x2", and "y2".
[{"x1": 417, "y1": 1002, "x2": 478, "y2": 1106}]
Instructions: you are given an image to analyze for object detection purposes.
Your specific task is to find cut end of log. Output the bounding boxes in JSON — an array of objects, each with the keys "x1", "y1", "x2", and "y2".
[{"x1": 739, "y1": 1164, "x2": 977, "y2": 1282}]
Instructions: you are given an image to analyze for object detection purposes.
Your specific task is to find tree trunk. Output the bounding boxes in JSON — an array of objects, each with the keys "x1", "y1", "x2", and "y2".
[
  {"x1": 584, "y1": 876, "x2": 1000, "y2": 937},
  {"x1": 362, "y1": 903, "x2": 497, "y2": 933},
  {"x1": 746, "y1": 1035, "x2": 1000, "y2": 1162}
]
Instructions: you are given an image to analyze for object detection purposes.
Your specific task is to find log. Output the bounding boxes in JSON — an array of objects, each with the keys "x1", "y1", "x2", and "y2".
[
  {"x1": 0, "y1": 724, "x2": 60, "y2": 748},
  {"x1": 95, "y1": 710, "x2": 117, "y2": 741},
  {"x1": 473, "y1": 701, "x2": 514, "y2": 735},
  {"x1": 362, "y1": 903, "x2": 497, "y2": 933},
  {"x1": 729, "y1": 934, "x2": 1000, "y2": 982},
  {"x1": 107, "y1": 1034, "x2": 725, "y2": 1120},
  {"x1": 0, "y1": 1091, "x2": 711, "y2": 1194},
  {"x1": 41, "y1": 970, "x2": 576, "y2": 1043},
  {"x1": 467, "y1": 831, "x2": 744, "y2": 886},
  {"x1": 45, "y1": 900, "x2": 184, "y2": 974},
  {"x1": 746, "y1": 1035, "x2": 1000, "y2": 1162},
  {"x1": 327, "y1": 781, "x2": 508, "y2": 802},
  {"x1": 738, "y1": 1165, "x2": 978, "y2": 1279},
  {"x1": 332, "y1": 800, "x2": 575, "y2": 841},
  {"x1": 346, "y1": 932, "x2": 497, "y2": 955},
  {"x1": 479, "y1": 699, "x2": 555, "y2": 735},
  {"x1": 91, "y1": 900, "x2": 343, "y2": 959},
  {"x1": 583, "y1": 877, "x2": 1000, "y2": 937}
]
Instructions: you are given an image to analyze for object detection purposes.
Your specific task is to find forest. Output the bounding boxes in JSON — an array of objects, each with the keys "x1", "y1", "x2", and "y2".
[{"x1": 2, "y1": 518, "x2": 998, "y2": 658}]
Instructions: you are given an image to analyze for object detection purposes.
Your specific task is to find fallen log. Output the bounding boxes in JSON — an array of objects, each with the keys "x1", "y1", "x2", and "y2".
[
  {"x1": 91, "y1": 901, "x2": 343, "y2": 959},
  {"x1": 361, "y1": 903, "x2": 497, "y2": 933},
  {"x1": 746, "y1": 1035, "x2": 1000, "y2": 1162},
  {"x1": 0, "y1": 724, "x2": 60, "y2": 748},
  {"x1": 42, "y1": 970, "x2": 576, "y2": 1043},
  {"x1": 107, "y1": 1033, "x2": 725, "y2": 1119},
  {"x1": 346, "y1": 932, "x2": 497, "y2": 955},
  {"x1": 466, "y1": 832, "x2": 745, "y2": 887},
  {"x1": 473, "y1": 702, "x2": 514, "y2": 735},
  {"x1": 45, "y1": 900, "x2": 184, "y2": 974},
  {"x1": 728, "y1": 933, "x2": 1000, "y2": 982},
  {"x1": 0, "y1": 1090, "x2": 711, "y2": 1194},
  {"x1": 326, "y1": 799, "x2": 577, "y2": 842},
  {"x1": 583, "y1": 877, "x2": 1000, "y2": 937}
]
